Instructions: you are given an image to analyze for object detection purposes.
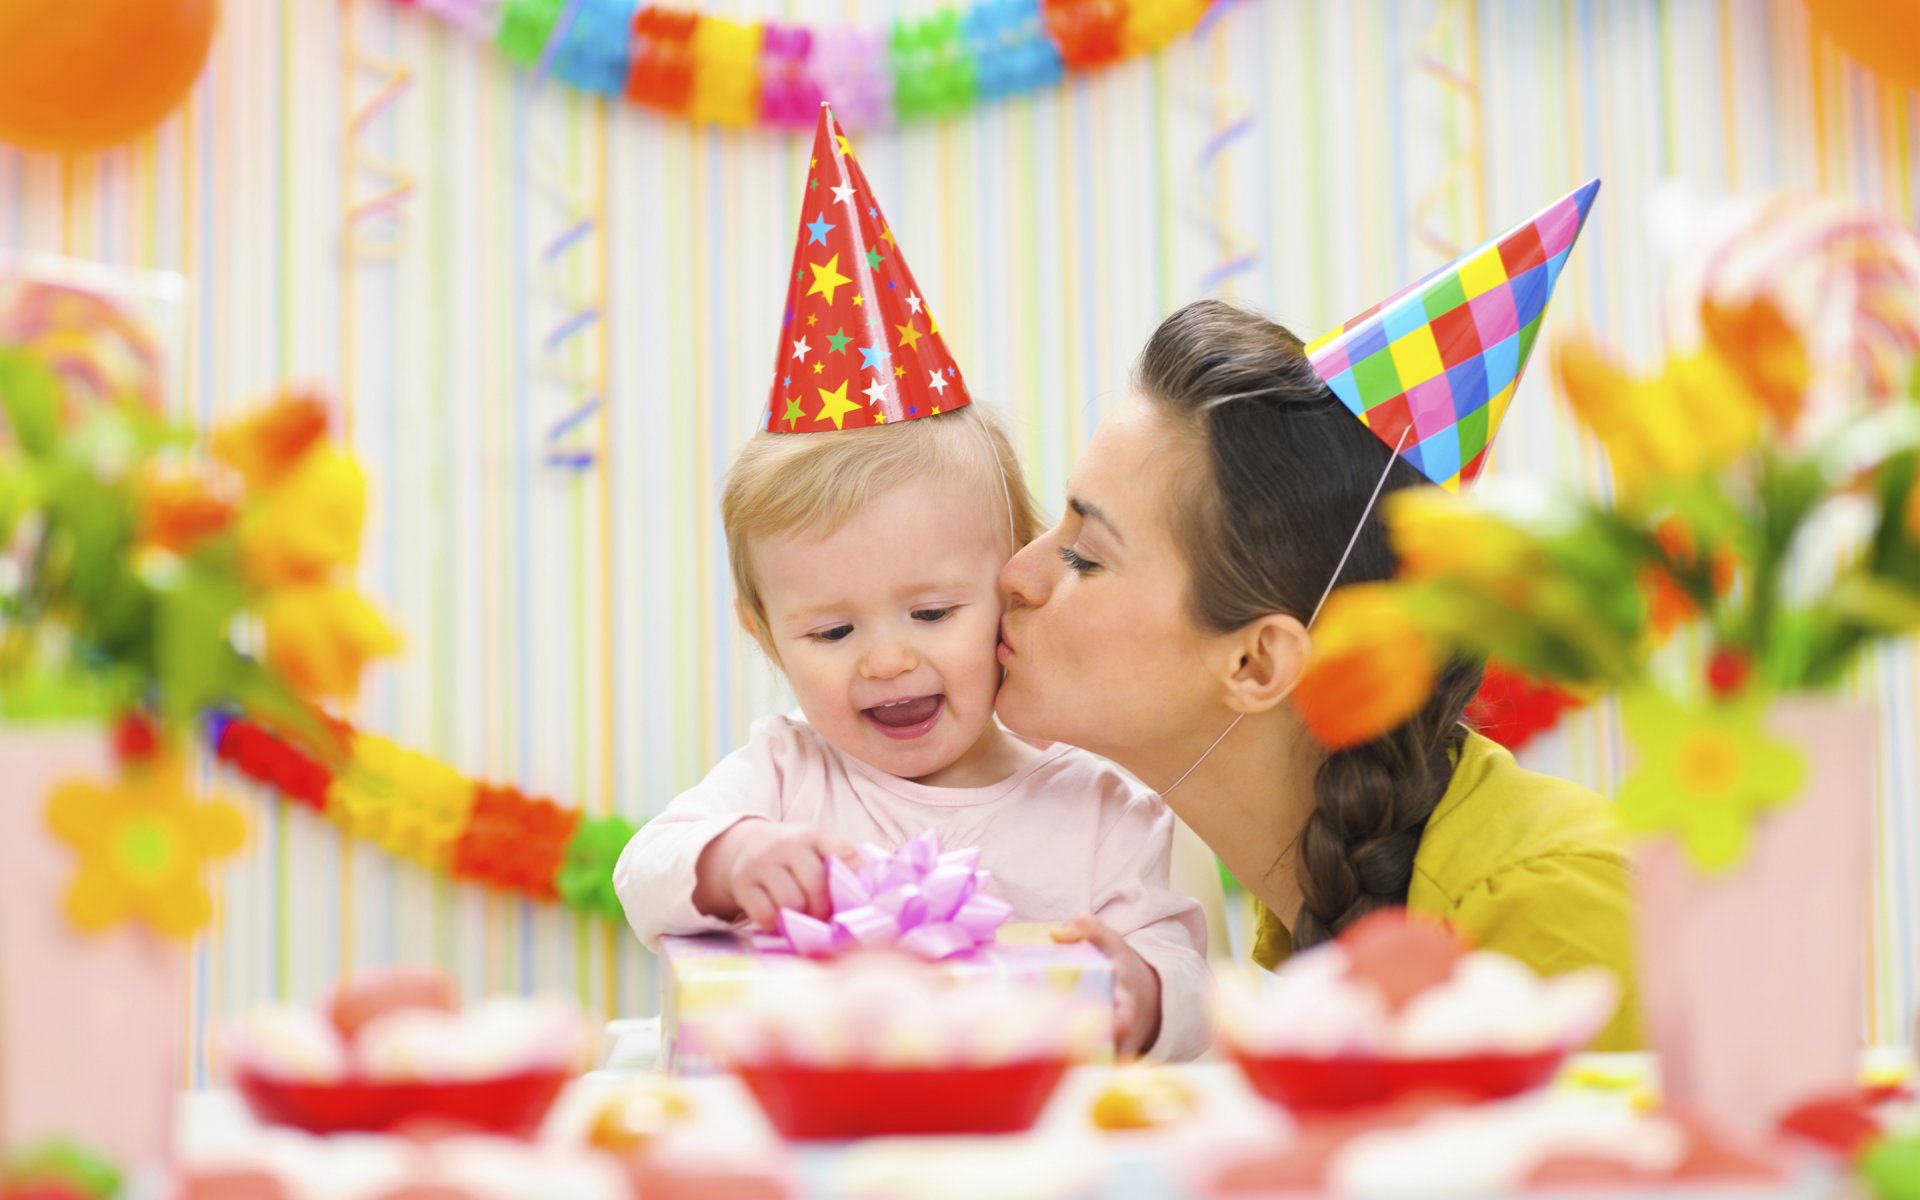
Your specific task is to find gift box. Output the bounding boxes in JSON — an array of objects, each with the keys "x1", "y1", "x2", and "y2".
[{"x1": 658, "y1": 923, "x2": 1114, "y2": 1074}]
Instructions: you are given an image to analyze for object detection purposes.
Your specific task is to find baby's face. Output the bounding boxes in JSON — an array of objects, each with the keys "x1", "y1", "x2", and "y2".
[{"x1": 751, "y1": 475, "x2": 1011, "y2": 785}]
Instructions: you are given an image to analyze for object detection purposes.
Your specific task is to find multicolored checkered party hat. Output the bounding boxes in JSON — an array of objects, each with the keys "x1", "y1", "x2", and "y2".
[
  {"x1": 1306, "y1": 180, "x2": 1600, "y2": 490},
  {"x1": 765, "y1": 104, "x2": 971, "y2": 433}
]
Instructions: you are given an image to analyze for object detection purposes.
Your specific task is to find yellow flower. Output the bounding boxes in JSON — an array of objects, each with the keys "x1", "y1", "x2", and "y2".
[
  {"x1": 1553, "y1": 333, "x2": 1761, "y2": 495},
  {"x1": 1292, "y1": 583, "x2": 1439, "y2": 750},
  {"x1": 211, "y1": 389, "x2": 331, "y2": 490},
  {"x1": 46, "y1": 755, "x2": 246, "y2": 938},
  {"x1": 263, "y1": 584, "x2": 400, "y2": 702},
  {"x1": 1617, "y1": 689, "x2": 1805, "y2": 873},
  {"x1": 1386, "y1": 488, "x2": 1541, "y2": 604},
  {"x1": 327, "y1": 733, "x2": 476, "y2": 866},
  {"x1": 240, "y1": 446, "x2": 368, "y2": 587}
]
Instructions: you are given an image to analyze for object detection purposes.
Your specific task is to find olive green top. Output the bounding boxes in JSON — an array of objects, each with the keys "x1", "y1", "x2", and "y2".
[{"x1": 1252, "y1": 731, "x2": 1641, "y2": 1051}]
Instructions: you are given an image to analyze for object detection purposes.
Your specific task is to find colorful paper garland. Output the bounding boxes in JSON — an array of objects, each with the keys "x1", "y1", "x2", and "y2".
[
  {"x1": 206, "y1": 712, "x2": 640, "y2": 921},
  {"x1": 394, "y1": 0, "x2": 1215, "y2": 129}
]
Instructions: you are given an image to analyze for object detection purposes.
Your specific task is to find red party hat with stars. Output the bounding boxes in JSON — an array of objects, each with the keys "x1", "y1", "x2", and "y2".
[{"x1": 766, "y1": 105, "x2": 970, "y2": 434}]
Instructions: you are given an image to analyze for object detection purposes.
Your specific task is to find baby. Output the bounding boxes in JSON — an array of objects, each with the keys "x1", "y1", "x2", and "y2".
[
  {"x1": 614, "y1": 102, "x2": 1207, "y2": 1060},
  {"x1": 614, "y1": 405, "x2": 1209, "y2": 1059}
]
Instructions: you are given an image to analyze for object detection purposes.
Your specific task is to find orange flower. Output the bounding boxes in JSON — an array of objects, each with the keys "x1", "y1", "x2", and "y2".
[
  {"x1": 1700, "y1": 297, "x2": 1810, "y2": 435},
  {"x1": 137, "y1": 472, "x2": 235, "y2": 553},
  {"x1": 1641, "y1": 516, "x2": 1738, "y2": 641},
  {"x1": 1292, "y1": 583, "x2": 1438, "y2": 750},
  {"x1": 211, "y1": 389, "x2": 331, "y2": 490},
  {"x1": 262, "y1": 585, "x2": 400, "y2": 702}
]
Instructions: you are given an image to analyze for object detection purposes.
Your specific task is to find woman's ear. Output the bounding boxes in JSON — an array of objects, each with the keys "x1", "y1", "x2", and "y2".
[{"x1": 1216, "y1": 613, "x2": 1311, "y2": 714}]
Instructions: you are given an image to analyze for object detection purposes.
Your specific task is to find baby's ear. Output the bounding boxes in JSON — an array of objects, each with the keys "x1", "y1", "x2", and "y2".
[{"x1": 734, "y1": 597, "x2": 778, "y2": 661}]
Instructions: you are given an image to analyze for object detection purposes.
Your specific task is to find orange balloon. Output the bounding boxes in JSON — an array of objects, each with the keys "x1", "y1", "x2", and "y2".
[
  {"x1": 1803, "y1": 0, "x2": 1920, "y2": 92},
  {"x1": 0, "y1": 0, "x2": 218, "y2": 154}
]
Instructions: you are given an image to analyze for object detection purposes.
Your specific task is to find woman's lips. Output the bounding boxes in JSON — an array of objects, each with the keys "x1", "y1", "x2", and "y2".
[{"x1": 997, "y1": 617, "x2": 1015, "y2": 664}]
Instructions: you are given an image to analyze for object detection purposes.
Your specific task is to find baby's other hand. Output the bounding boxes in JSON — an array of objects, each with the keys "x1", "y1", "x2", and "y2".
[
  {"x1": 696, "y1": 820, "x2": 857, "y2": 930},
  {"x1": 1053, "y1": 914, "x2": 1164, "y2": 1058}
]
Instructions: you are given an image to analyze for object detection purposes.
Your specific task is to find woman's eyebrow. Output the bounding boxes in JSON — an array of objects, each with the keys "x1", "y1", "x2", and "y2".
[{"x1": 1069, "y1": 497, "x2": 1124, "y2": 545}]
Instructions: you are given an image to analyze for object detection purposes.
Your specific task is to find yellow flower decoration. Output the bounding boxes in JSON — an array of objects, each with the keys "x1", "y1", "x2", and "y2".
[
  {"x1": 1553, "y1": 335, "x2": 1762, "y2": 497},
  {"x1": 239, "y1": 446, "x2": 368, "y2": 587},
  {"x1": 1385, "y1": 488, "x2": 1542, "y2": 606},
  {"x1": 1617, "y1": 689, "x2": 1805, "y2": 873},
  {"x1": 263, "y1": 584, "x2": 401, "y2": 702},
  {"x1": 327, "y1": 733, "x2": 476, "y2": 867},
  {"x1": 45, "y1": 756, "x2": 246, "y2": 938}
]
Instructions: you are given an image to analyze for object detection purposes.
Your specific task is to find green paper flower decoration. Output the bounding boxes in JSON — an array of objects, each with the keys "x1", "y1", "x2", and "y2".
[
  {"x1": 555, "y1": 813, "x2": 641, "y2": 921},
  {"x1": 1617, "y1": 689, "x2": 1806, "y2": 873}
]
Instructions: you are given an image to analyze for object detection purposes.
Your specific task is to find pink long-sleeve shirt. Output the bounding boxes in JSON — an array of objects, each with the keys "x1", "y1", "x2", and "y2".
[{"x1": 613, "y1": 714, "x2": 1212, "y2": 1061}]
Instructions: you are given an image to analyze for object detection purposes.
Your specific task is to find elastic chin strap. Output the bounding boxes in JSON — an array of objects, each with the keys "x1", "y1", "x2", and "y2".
[{"x1": 1159, "y1": 427, "x2": 1412, "y2": 799}]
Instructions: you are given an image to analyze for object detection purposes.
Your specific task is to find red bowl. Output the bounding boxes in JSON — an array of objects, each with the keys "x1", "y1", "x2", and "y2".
[
  {"x1": 736, "y1": 1058, "x2": 1070, "y2": 1140},
  {"x1": 1234, "y1": 1048, "x2": 1566, "y2": 1112},
  {"x1": 233, "y1": 1067, "x2": 571, "y2": 1138}
]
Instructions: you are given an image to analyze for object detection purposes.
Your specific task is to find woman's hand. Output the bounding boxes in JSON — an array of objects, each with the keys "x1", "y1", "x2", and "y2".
[
  {"x1": 1053, "y1": 914, "x2": 1164, "y2": 1058},
  {"x1": 694, "y1": 819, "x2": 857, "y2": 930}
]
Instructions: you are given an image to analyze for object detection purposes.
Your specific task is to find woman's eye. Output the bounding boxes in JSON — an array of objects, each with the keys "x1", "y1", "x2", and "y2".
[
  {"x1": 1058, "y1": 545, "x2": 1100, "y2": 574},
  {"x1": 911, "y1": 607, "x2": 954, "y2": 623},
  {"x1": 814, "y1": 625, "x2": 854, "y2": 642}
]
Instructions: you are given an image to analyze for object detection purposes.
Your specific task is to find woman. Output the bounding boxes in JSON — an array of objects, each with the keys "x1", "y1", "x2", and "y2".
[{"x1": 999, "y1": 300, "x2": 1640, "y2": 1051}]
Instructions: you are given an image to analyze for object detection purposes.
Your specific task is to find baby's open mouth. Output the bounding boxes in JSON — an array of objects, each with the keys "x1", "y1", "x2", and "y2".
[{"x1": 862, "y1": 695, "x2": 944, "y2": 739}]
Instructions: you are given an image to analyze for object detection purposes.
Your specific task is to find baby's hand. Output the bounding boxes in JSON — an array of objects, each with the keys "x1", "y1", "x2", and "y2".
[
  {"x1": 1053, "y1": 914, "x2": 1164, "y2": 1058},
  {"x1": 695, "y1": 820, "x2": 857, "y2": 931}
]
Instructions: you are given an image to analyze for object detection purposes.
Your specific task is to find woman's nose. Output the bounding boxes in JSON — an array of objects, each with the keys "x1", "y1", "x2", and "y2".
[
  {"x1": 860, "y1": 640, "x2": 919, "y2": 680},
  {"x1": 999, "y1": 538, "x2": 1052, "y2": 609}
]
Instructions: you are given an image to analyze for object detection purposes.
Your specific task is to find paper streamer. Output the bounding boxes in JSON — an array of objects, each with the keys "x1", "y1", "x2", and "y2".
[
  {"x1": 1409, "y1": 0, "x2": 1485, "y2": 261},
  {"x1": 526, "y1": 20, "x2": 610, "y2": 473},
  {"x1": 342, "y1": 2, "x2": 417, "y2": 261},
  {"x1": 1191, "y1": 0, "x2": 1255, "y2": 295}
]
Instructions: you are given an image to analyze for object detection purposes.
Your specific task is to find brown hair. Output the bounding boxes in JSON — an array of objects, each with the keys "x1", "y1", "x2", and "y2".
[
  {"x1": 722, "y1": 403, "x2": 1041, "y2": 643},
  {"x1": 1135, "y1": 299, "x2": 1483, "y2": 949}
]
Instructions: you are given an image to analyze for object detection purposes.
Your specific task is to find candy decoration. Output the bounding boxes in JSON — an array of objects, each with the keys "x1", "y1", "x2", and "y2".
[
  {"x1": 212, "y1": 716, "x2": 335, "y2": 812},
  {"x1": 890, "y1": 11, "x2": 976, "y2": 122},
  {"x1": 1466, "y1": 663, "x2": 1586, "y2": 753},
  {"x1": 625, "y1": 7, "x2": 700, "y2": 113},
  {"x1": 448, "y1": 785, "x2": 582, "y2": 899},
  {"x1": 688, "y1": 16, "x2": 763, "y2": 126},
  {"x1": 751, "y1": 830, "x2": 1012, "y2": 961},
  {"x1": 207, "y1": 713, "x2": 643, "y2": 921},
  {"x1": 326, "y1": 733, "x2": 477, "y2": 867},
  {"x1": 1042, "y1": 0, "x2": 1128, "y2": 69},
  {"x1": 555, "y1": 814, "x2": 642, "y2": 921},
  {"x1": 391, "y1": 0, "x2": 1214, "y2": 129}
]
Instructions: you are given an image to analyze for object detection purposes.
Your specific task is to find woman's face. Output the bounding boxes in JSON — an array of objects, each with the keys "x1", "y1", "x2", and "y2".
[{"x1": 995, "y1": 399, "x2": 1228, "y2": 776}]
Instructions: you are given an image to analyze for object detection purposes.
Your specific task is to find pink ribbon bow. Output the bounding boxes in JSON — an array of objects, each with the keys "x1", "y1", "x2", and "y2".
[{"x1": 751, "y1": 830, "x2": 1012, "y2": 961}]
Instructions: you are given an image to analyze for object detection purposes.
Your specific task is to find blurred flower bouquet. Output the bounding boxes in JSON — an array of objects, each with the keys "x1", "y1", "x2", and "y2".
[
  {"x1": 1335, "y1": 194, "x2": 1920, "y2": 873},
  {"x1": 1322, "y1": 194, "x2": 1920, "y2": 1134},
  {"x1": 0, "y1": 271, "x2": 398, "y2": 941}
]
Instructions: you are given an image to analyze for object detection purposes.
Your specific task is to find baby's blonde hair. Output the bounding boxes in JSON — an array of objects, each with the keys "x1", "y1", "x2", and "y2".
[{"x1": 723, "y1": 404, "x2": 1042, "y2": 644}]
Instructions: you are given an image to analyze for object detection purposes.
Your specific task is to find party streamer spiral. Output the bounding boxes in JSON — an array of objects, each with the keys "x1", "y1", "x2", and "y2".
[
  {"x1": 1409, "y1": 0, "x2": 1485, "y2": 261},
  {"x1": 342, "y1": 3, "x2": 417, "y2": 260},
  {"x1": 524, "y1": 8, "x2": 611, "y2": 473},
  {"x1": 1191, "y1": 0, "x2": 1255, "y2": 296}
]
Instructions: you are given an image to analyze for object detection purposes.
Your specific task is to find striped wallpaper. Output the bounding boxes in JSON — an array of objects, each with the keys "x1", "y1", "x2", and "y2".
[{"x1": 3, "y1": 0, "x2": 1918, "y2": 1077}]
